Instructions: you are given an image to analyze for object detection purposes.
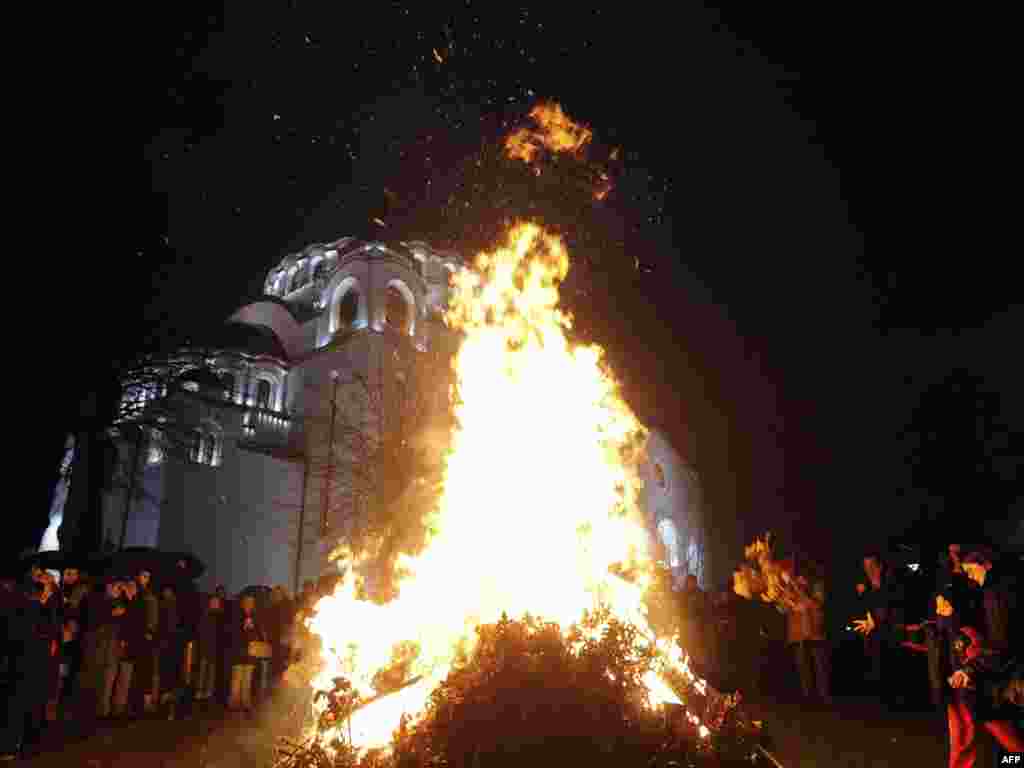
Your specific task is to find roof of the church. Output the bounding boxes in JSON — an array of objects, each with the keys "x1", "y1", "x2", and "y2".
[
  {"x1": 235, "y1": 292, "x2": 319, "y2": 325},
  {"x1": 211, "y1": 322, "x2": 290, "y2": 361}
]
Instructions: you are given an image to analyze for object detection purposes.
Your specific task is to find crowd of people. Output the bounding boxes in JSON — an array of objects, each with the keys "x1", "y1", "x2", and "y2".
[
  {"x1": 1, "y1": 563, "x2": 337, "y2": 761},
  {"x1": 678, "y1": 540, "x2": 1022, "y2": 767},
  {"x1": 3, "y1": 543, "x2": 1021, "y2": 765},
  {"x1": 851, "y1": 544, "x2": 1022, "y2": 766}
]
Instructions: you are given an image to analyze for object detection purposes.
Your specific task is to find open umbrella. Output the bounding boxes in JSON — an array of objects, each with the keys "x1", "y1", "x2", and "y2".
[{"x1": 19, "y1": 550, "x2": 100, "y2": 575}]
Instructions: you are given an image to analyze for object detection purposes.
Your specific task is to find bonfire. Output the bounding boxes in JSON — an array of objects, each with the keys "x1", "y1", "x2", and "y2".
[{"x1": 276, "y1": 107, "x2": 766, "y2": 767}]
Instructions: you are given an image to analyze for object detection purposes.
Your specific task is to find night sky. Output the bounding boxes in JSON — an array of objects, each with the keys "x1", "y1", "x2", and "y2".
[{"x1": 23, "y1": 3, "x2": 1020, "y2": 579}]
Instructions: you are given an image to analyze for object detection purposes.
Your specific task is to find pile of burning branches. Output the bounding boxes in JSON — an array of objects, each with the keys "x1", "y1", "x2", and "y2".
[{"x1": 273, "y1": 609, "x2": 767, "y2": 768}]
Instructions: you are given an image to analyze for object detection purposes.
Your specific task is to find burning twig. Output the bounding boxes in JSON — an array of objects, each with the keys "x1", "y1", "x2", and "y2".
[{"x1": 353, "y1": 675, "x2": 424, "y2": 714}]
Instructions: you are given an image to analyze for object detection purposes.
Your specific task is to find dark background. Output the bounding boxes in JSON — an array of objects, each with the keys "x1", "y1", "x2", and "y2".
[{"x1": 21, "y1": 4, "x2": 1019, "y2": 587}]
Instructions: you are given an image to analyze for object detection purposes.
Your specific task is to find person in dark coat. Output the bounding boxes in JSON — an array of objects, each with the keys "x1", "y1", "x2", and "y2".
[
  {"x1": 133, "y1": 569, "x2": 159, "y2": 713},
  {"x1": 678, "y1": 574, "x2": 709, "y2": 675},
  {"x1": 29, "y1": 568, "x2": 63, "y2": 725},
  {"x1": 853, "y1": 553, "x2": 907, "y2": 707},
  {"x1": 925, "y1": 544, "x2": 979, "y2": 711},
  {"x1": 172, "y1": 574, "x2": 201, "y2": 704},
  {"x1": 267, "y1": 586, "x2": 294, "y2": 689},
  {"x1": 1, "y1": 579, "x2": 59, "y2": 758},
  {"x1": 157, "y1": 584, "x2": 187, "y2": 718},
  {"x1": 216, "y1": 598, "x2": 235, "y2": 706},
  {"x1": 111, "y1": 578, "x2": 146, "y2": 718},
  {"x1": 195, "y1": 594, "x2": 225, "y2": 702},
  {"x1": 0, "y1": 570, "x2": 22, "y2": 694},
  {"x1": 58, "y1": 568, "x2": 90, "y2": 719},
  {"x1": 74, "y1": 579, "x2": 119, "y2": 725}
]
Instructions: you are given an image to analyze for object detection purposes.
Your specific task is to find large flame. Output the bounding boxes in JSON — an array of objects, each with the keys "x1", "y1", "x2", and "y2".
[{"x1": 308, "y1": 222, "x2": 707, "y2": 752}]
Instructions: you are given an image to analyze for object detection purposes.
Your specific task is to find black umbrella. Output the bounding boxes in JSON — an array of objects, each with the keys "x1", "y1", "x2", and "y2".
[
  {"x1": 19, "y1": 550, "x2": 99, "y2": 574},
  {"x1": 98, "y1": 547, "x2": 205, "y2": 584}
]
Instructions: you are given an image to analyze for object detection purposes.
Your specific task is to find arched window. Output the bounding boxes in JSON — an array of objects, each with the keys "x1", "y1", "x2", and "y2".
[
  {"x1": 190, "y1": 429, "x2": 205, "y2": 464},
  {"x1": 256, "y1": 379, "x2": 272, "y2": 409},
  {"x1": 190, "y1": 428, "x2": 221, "y2": 466},
  {"x1": 202, "y1": 433, "x2": 215, "y2": 464},
  {"x1": 337, "y1": 289, "x2": 359, "y2": 329},
  {"x1": 146, "y1": 429, "x2": 164, "y2": 466},
  {"x1": 385, "y1": 284, "x2": 412, "y2": 334},
  {"x1": 313, "y1": 259, "x2": 327, "y2": 281}
]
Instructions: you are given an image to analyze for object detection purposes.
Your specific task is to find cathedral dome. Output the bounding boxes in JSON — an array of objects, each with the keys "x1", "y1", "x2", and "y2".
[{"x1": 210, "y1": 322, "x2": 289, "y2": 361}]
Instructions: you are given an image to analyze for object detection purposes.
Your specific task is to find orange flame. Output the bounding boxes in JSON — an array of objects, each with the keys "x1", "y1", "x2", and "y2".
[
  {"x1": 307, "y1": 222, "x2": 706, "y2": 753},
  {"x1": 504, "y1": 102, "x2": 594, "y2": 164},
  {"x1": 504, "y1": 102, "x2": 615, "y2": 201}
]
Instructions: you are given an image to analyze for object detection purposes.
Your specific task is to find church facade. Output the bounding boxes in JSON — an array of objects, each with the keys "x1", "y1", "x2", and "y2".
[{"x1": 102, "y1": 238, "x2": 708, "y2": 594}]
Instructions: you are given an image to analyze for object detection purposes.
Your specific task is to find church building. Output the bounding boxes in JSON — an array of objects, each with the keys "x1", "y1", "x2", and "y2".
[{"x1": 101, "y1": 238, "x2": 709, "y2": 594}]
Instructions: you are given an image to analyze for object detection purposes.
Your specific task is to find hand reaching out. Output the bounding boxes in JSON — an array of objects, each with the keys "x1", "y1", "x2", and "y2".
[
  {"x1": 949, "y1": 669, "x2": 972, "y2": 689},
  {"x1": 853, "y1": 612, "x2": 876, "y2": 635}
]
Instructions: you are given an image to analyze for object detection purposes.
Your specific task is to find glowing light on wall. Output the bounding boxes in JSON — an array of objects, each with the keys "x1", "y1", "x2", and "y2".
[
  {"x1": 39, "y1": 435, "x2": 75, "y2": 552},
  {"x1": 658, "y1": 518, "x2": 680, "y2": 568}
]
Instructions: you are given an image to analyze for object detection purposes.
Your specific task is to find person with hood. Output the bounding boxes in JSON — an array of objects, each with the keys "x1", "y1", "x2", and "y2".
[{"x1": 945, "y1": 547, "x2": 1023, "y2": 767}]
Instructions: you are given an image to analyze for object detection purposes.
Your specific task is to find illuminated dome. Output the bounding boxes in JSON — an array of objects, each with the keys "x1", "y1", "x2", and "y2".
[{"x1": 209, "y1": 322, "x2": 289, "y2": 361}]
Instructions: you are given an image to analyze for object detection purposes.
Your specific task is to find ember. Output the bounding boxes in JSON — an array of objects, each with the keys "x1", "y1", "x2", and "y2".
[
  {"x1": 504, "y1": 102, "x2": 594, "y2": 163},
  {"x1": 503, "y1": 101, "x2": 615, "y2": 201}
]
